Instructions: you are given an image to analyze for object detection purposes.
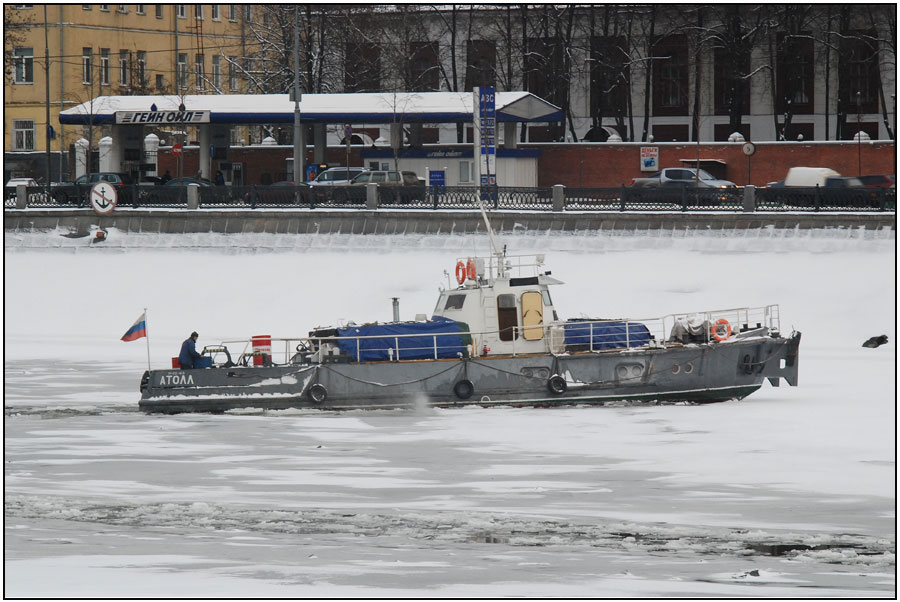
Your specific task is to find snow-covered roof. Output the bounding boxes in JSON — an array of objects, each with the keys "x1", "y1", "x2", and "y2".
[{"x1": 58, "y1": 92, "x2": 562, "y2": 125}]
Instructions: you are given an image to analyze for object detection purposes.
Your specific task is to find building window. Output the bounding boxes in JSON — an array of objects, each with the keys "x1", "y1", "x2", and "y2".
[
  {"x1": 100, "y1": 48, "x2": 110, "y2": 85},
  {"x1": 228, "y1": 5, "x2": 236, "y2": 21},
  {"x1": 155, "y1": 4, "x2": 162, "y2": 18},
  {"x1": 136, "y1": 50, "x2": 146, "y2": 87},
  {"x1": 465, "y1": 39, "x2": 496, "y2": 91},
  {"x1": 82, "y1": 4, "x2": 91, "y2": 9},
  {"x1": 195, "y1": 53, "x2": 205, "y2": 89},
  {"x1": 177, "y1": 53, "x2": 187, "y2": 89},
  {"x1": 136, "y1": 5, "x2": 145, "y2": 15},
  {"x1": 408, "y1": 41, "x2": 440, "y2": 92},
  {"x1": 714, "y1": 47, "x2": 751, "y2": 116},
  {"x1": 13, "y1": 47, "x2": 33, "y2": 84},
  {"x1": 344, "y1": 41, "x2": 380, "y2": 92},
  {"x1": 13, "y1": 119, "x2": 35, "y2": 151},
  {"x1": 243, "y1": 6, "x2": 251, "y2": 22},
  {"x1": 82, "y1": 48, "x2": 92, "y2": 83},
  {"x1": 212, "y1": 55, "x2": 221, "y2": 89},
  {"x1": 211, "y1": 5, "x2": 219, "y2": 20},
  {"x1": 844, "y1": 32, "x2": 880, "y2": 115},
  {"x1": 652, "y1": 35, "x2": 689, "y2": 116},
  {"x1": 589, "y1": 36, "x2": 631, "y2": 125},
  {"x1": 119, "y1": 50, "x2": 130, "y2": 86},
  {"x1": 155, "y1": 73, "x2": 164, "y2": 90},
  {"x1": 228, "y1": 57, "x2": 238, "y2": 91},
  {"x1": 176, "y1": 4, "x2": 185, "y2": 18},
  {"x1": 194, "y1": 4, "x2": 202, "y2": 19},
  {"x1": 776, "y1": 33, "x2": 814, "y2": 115},
  {"x1": 117, "y1": 4, "x2": 127, "y2": 13},
  {"x1": 99, "y1": 4, "x2": 110, "y2": 11}
]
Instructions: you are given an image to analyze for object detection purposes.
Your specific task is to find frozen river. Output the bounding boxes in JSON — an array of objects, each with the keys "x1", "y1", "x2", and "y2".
[{"x1": 4, "y1": 225, "x2": 896, "y2": 597}]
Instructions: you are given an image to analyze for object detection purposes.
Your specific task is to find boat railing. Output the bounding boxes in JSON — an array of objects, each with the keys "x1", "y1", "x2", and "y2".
[
  {"x1": 457, "y1": 253, "x2": 548, "y2": 280},
  {"x1": 211, "y1": 305, "x2": 781, "y2": 367}
]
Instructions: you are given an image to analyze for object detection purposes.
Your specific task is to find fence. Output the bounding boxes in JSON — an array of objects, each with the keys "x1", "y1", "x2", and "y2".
[{"x1": 5, "y1": 183, "x2": 896, "y2": 212}]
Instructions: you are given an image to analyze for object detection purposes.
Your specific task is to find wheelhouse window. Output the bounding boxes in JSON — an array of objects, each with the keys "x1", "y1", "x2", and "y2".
[{"x1": 444, "y1": 294, "x2": 466, "y2": 311}]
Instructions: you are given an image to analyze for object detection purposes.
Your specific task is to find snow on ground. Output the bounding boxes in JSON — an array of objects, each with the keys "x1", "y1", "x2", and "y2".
[{"x1": 3, "y1": 225, "x2": 896, "y2": 597}]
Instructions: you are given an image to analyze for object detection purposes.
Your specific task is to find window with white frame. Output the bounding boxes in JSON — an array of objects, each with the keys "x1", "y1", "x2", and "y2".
[
  {"x1": 194, "y1": 4, "x2": 202, "y2": 19},
  {"x1": 136, "y1": 50, "x2": 146, "y2": 87},
  {"x1": 228, "y1": 5, "x2": 236, "y2": 21},
  {"x1": 176, "y1": 4, "x2": 185, "y2": 18},
  {"x1": 195, "y1": 53, "x2": 204, "y2": 89},
  {"x1": 459, "y1": 161, "x2": 472, "y2": 183},
  {"x1": 212, "y1": 55, "x2": 221, "y2": 89},
  {"x1": 228, "y1": 57, "x2": 238, "y2": 91},
  {"x1": 13, "y1": 119, "x2": 35, "y2": 150},
  {"x1": 155, "y1": 4, "x2": 162, "y2": 18},
  {"x1": 136, "y1": 5, "x2": 145, "y2": 15},
  {"x1": 177, "y1": 53, "x2": 187, "y2": 89},
  {"x1": 82, "y1": 48, "x2": 92, "y2": 83},
  {"x1": 211, "y1": 5, "x2": 219, "y2": 20},
  {"x1": 117, "y1": 4, "x2": 127, "y2": 13},
  {"x1": 99, "y1": 4, "x2": 110, "y2": 11},
  {"x1": 100, "y1": 48, "x2": 110, "y2": 85},
  {"x1": 119, "y1": 50, "x2": 130, "y2": 86},
  {"x1": 14, "y1": 47, "x2": 33, "y2": 84}
]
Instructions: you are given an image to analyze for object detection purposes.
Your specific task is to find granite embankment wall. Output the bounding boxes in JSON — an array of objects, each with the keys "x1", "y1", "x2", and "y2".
[{"x1": 4, "y1": 209, "x2": 895, "y2": 236}]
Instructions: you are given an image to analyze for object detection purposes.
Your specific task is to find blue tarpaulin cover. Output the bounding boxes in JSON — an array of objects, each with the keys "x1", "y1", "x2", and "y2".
[
  {"x1": 336, "y1": 316, "x2": 470, "y2": 361},
  {"x1": 563, "y1": 320, "x2": 652, "y2": 350}
]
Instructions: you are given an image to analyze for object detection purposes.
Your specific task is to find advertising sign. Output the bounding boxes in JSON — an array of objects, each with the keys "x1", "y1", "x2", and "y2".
[
  {"x1": 428, "y1": 170, "x2": 445, "y2": 187},
  {"x1": 473, "y1": 86, "x2": 497, "y2": 186},
  {"x1": 115, "y1": 110, "x2": 210, "y2": 125},
  {"x1": 640, "y1": 146, "x2": 659, "y2": 171}
]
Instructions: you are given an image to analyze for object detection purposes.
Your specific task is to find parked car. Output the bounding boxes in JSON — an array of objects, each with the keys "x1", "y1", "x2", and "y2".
[
  {"x1": 331, "y1": 170, "x2": 425, "y2": 203},
  {"x1": 163, "y1": 177, "x2": 212, "y2": 187},
  {"x1": 766, "y1": 167, "x2": 874, "y2": 208},
  {"x1": 308, "y1": 167, "x2": 369, "y2": 186},
  {"x1": 51, "y1": 172, "x2": 135, "y2": 205},
  {"x1": 857, "y1": 174, "x2": 895, "y2": 188},
  {"x1": 630, "y1": 168, "x2": 736, "y2": 189},
  {"x1": 5, "y1": 177, "x2": 42, "y2": 204},
  {"x1": 255, "y1": 180, "x2": 311, "y2": 204}
]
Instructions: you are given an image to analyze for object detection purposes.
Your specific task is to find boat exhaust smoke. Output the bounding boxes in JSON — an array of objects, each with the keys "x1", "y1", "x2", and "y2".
[{"x1": 392, "y1": 297, "x2": 400, "y2": 322}]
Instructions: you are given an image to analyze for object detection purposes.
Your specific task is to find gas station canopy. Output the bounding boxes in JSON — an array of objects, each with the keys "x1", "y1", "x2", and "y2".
[{"x1": 59, "y1": 91, "x2": 562, "y2": 126}]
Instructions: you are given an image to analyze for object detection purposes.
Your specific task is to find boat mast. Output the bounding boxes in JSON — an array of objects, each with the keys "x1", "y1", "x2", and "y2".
[{"x1": 473, "y1": 192, "x2": 505, "y2": 277}]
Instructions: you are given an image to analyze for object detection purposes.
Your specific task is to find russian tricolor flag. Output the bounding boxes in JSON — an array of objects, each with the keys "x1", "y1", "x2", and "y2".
[{"x1": 121, "y1": 312, "x2": 147, "y2": 342}]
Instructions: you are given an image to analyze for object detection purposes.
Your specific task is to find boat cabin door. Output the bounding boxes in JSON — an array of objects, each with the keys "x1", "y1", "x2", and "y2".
[{"x1": 521, "y1": 291, "x2": 544, "y2": 340}]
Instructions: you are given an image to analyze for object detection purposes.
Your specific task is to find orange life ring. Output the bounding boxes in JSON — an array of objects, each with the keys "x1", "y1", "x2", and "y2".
[
  {"x1": 455, "y1": 261, "x2": 466, "y2": 284},
  {"x1": 466, "y1": 258, "x2": 477, "y2": 281},
  {"x1": 711, "y1": 318, "x2": 732, "y2": 342}
]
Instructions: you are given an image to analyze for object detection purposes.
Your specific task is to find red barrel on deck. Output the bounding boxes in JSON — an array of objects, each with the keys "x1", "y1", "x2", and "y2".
[{"x1": 251, "y1": 335, "x2": 272, "y2": 366}]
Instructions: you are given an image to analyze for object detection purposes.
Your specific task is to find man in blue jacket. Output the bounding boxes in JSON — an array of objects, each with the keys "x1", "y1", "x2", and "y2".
[{"x1": 179, "y1": 331, "x2": 202, "y2": 369}]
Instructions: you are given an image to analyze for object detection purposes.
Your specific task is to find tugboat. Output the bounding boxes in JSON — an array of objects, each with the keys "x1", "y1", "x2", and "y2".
[{"x1": 139, "y1": 210, "x2": 800, "y2": 414}]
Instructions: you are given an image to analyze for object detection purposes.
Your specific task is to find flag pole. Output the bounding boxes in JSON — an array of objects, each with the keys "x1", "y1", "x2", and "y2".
[{"x1": 144, "y1": 307, "x2": 151, "y2": 372}]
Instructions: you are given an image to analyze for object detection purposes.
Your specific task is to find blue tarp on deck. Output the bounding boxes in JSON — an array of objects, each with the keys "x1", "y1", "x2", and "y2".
[
  {"x1": 563, "y1": 320, "x2": 652, "y2": 350},
  {"x1": 336, "y1": 316, "x2": 470, "y2": 362}
]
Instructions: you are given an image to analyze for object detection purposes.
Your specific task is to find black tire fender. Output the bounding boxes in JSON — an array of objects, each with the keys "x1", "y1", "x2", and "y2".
[
  {"x1": 453, "y1": 379, "x2": 474, "y2": 400},
  {"x1": 307, "y1": 383, "x2": 327, "y2": 403},
  {"x1": 547, "y1": 374, "x2": 567, "y2": 395}
]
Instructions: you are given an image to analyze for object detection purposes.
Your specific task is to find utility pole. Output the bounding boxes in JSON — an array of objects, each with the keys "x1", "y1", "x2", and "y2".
[
  {"x1": 292, "y1": 5, "x2": 303, "y2": 192},
  {"x1": 44, "y1": 5, "x2": 51, "y2": 197}
]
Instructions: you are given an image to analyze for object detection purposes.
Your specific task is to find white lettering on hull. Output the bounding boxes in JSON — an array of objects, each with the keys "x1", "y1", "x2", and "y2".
[{"x1": 159, "y1": 373, "x2": 195, "y2": 386}]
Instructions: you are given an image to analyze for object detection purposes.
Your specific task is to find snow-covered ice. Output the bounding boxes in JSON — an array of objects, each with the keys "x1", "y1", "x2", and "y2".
[{"x1": 4, "y1": 225, "x2": 895, "y2": 597}]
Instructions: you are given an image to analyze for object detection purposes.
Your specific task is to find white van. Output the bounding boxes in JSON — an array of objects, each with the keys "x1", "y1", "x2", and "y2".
[{"x1": 783, "y1": 167, "x2": 841, "y2": 187}]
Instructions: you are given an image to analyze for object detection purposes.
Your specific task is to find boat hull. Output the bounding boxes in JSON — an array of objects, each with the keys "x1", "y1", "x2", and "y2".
[{"x1": 139, "y1": 332, "x2": 800, "y2": 414}]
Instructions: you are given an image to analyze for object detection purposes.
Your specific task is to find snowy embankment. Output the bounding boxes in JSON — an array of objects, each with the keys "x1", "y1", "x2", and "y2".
[{"x1": 4, "y1": 225, "x2": 895, "y2": 597}]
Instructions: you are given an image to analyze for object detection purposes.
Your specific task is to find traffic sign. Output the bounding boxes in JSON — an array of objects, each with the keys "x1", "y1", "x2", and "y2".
[{"x1": 172, "y1": 143, "x2": 183, "y2": 156}]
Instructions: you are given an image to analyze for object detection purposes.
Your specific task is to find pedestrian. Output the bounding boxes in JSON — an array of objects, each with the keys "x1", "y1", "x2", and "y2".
[
  {"x1": 215, "y1": 170, "x2": 224, "y2": 186},
  {"x1": 161, "y1": 169, "x2": 172, "y2": 183},
  {"x1": 178, "y1": 331, "x2": 202, "y2": 369}
]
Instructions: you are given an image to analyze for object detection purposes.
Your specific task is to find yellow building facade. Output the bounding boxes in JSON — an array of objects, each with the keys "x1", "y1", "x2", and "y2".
[{"x1": 5, "y1": 4, "x2": 253, "y2": 172}]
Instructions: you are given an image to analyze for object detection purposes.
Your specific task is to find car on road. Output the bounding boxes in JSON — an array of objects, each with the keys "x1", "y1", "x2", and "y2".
[
  {"x1": 308, "y1": 167, "x2": 369, "y2": 187},
  {"x1": 331, "y1": 170, "x2": 425, "y2": 203},
  {"x1": 51, "y1": 172, "x2": 136, "y2": 205},
  {"x1": 256, "y1": 180, "x2": 311, "y2": 204},
  {"x1": 5, "y1": 177, "x2": 44, "y2": 204},
  {"x1": 630, "y1": 168, "x2": 736, "y2": 189},
  {"x1": 163, "y1": 177, "x2": 212, "y2": 187},
  {"x1": 857, "y1": 174, "x2": 895, "y2": 188}
]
